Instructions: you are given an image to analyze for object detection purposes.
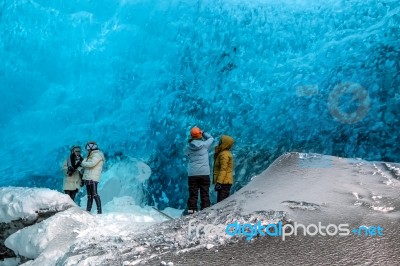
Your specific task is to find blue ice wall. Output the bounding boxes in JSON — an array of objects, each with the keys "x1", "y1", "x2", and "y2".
[{"x1": 0, "y1": 0, "x2": 399, "y2": 208}]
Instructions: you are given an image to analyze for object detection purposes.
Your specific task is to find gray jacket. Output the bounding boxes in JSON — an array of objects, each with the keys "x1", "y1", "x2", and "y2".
[{"x1": 186, "y1": 132, "x2": 214, "y2": 176}]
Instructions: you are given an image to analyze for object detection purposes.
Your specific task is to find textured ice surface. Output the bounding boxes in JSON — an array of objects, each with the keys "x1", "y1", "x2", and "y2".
[
  {"x1": 0, "y1": 0, "x2": 399, "y2": 209},
  {"x1": 4, "y1": 153, "x2": 399, "y2": 265}
]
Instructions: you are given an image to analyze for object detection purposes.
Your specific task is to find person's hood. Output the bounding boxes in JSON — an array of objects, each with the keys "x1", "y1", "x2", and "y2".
[
  {"x1": 215, "y1": 135, "x2": 234, "y2": 154},
  {"x1": 188, "y1": 139, "x2": 205, "y2": 151}
]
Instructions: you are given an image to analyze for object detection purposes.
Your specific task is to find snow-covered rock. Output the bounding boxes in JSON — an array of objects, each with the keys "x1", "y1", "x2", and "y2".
[{"x1": 0, "y1": 187, "x2": 75, "y2": 260}]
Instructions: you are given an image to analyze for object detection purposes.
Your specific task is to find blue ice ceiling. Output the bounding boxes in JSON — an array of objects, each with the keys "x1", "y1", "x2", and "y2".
[{"x1": 0, "y1": 0, "x2": 399, "y2": 208}]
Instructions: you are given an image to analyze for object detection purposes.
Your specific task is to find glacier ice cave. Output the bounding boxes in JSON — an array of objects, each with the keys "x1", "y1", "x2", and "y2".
[{"x1": 0, "y1": 0, "x2": 399, "y2": 209}]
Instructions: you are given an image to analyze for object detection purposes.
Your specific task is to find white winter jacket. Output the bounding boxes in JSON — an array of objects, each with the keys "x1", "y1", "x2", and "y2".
[
  {"x1": 62, "y1": 158, "x2": 82, "y2": 191},
  {"x1": 81, "y1": 150, "x2": 105, "y2": 182}
]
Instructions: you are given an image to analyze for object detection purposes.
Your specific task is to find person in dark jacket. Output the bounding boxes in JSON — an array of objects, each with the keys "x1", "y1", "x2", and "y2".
[
  {"x1": 213, "y1": 135, "x2": 234, "y2": 203},
  {"x1": 185, "y1": 127, "x2": 214, "y2": 214}
]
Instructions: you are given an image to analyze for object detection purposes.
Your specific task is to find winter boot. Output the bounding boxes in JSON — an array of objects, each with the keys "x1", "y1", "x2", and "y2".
[
  {"x1": 94, "y1": 195, "x2": 102, "y2": 214},
  {"x1": 187, "y1": 209, "x2": 197, "y2": 215},
  {"x1": 86, "y1": 195, "x2": 93, "y2": 212}
]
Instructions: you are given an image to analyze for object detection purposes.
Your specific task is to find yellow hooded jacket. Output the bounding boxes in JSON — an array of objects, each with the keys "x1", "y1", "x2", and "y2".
[{"x1": 213, "y1": 135, "x2": 234, "y2": 184}]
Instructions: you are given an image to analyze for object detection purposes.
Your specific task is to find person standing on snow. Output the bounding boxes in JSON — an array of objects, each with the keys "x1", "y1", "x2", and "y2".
[
  {"x1": 62, "y1": 145, "x2": 84, "y2": 201},
  {"x1": 185, "y1": 127, "x2": 214, "y2": 214},
  {"x1": 81, "y1": 141, "x2": 105, "y2": 214},
  {"x1": 213, "y1": 135, "x2": 234, "y2": 203}
]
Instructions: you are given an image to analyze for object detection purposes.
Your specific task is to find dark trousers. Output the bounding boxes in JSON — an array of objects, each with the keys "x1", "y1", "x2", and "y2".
[
  {"x1": 64, "y1": 189, "x2": 78, "y2": 201},
  {"x1": 188, "y1": 175, "x2": 210, "y2": 211},
  {"x1": 217, "y1": 184, "x2": 232, "y2": 203},
  {"x1": 85, "y1": 180, "x2": 102, "y2": 214}
]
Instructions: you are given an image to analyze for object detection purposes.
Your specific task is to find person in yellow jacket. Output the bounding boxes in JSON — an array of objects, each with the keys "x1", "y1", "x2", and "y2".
[
  {"x1": 213, "y1": 135, "x2": 234, "y2": 203},
  {"x1": 62, "y1": 145, "x2": 84, "y2": 201},
  {"x1": 81, "y1": 141, "x2": 105, "y2": 214}
]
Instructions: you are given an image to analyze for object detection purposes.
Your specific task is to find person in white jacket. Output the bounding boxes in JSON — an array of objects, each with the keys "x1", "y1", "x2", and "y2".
[
  {"x1": 62, "y1": 145, "x2": 83, "y2": 201},
  {"x1": 81, "y1": 141, "x2": 105, "y2": 214}
]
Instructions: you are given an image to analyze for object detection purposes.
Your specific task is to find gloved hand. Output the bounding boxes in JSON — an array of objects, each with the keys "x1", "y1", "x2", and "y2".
[
  {"x1": 214, "y1": 183, "x2": 222, "y2": 191},
  {"x1": 67, "y1": 166, "x2": 75, "y2": 176},
  {"x1": 203, "y1": 131, "x2": 212, "y2": 139},
  {"x1": 75, "y1": 159, "x2": 82, "y2": 168},
  {"x1": 79, "y1": 168, "x2": 85, "y2": 175}
]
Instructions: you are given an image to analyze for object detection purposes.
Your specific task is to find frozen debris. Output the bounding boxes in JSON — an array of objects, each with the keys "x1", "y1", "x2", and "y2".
[
  {"x1": 371, "y1": 206, "x2": 395, "y2": 213},
  {"x1": 352, "y1": 192, "x2": 360, "y2": 200},
  {"x1": 384, "y1": 163, "x2": 400, "y2": 178},
  {"x1": 383, "y1": 179, "x2": 393, "y2": 186},
  {"x1": 298, "y1": 153, "x2": 322, "y2": 159},
  {"x1": 281, "y1": 201, "x2": 320, "y2": 211},
  {"x1": 372, "y1": 195, "x2": 382, "y2": 200},
  {"x1": 206, "y1": 244, "x2": 214, "y2": 250},
  {"x1": 159, "y1": 261, "x2": 173, "y2": 266}
]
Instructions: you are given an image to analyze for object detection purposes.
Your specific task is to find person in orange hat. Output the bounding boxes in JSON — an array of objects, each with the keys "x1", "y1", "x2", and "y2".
[{"x1": 185, "y1": 127, "x2": 214, "y2": 214}]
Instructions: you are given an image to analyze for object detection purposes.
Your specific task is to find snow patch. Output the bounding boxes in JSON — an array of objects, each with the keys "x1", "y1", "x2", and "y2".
[
  {"x1": 0, "y1": 187, "x2": 74, "y2": 223},
  {"x1": 371, "y1": 206, "x2": 395, "y2": 213}
]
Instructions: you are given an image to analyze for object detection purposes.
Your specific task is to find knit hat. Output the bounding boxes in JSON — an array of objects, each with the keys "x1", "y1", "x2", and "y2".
[{"x1": 190, "y1": 127, "x2": 202, "y2": 139}]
